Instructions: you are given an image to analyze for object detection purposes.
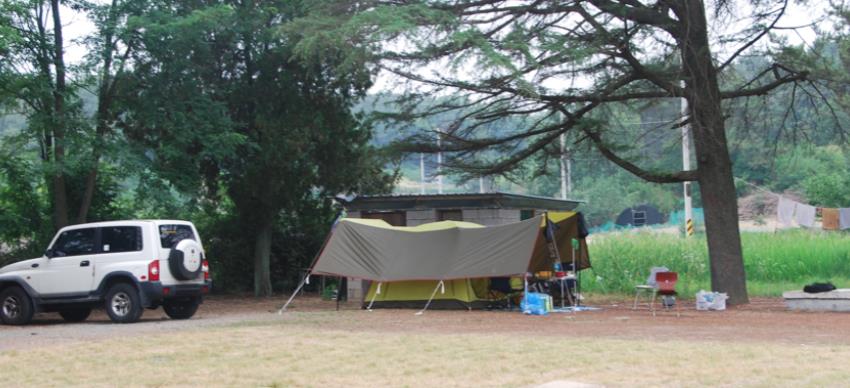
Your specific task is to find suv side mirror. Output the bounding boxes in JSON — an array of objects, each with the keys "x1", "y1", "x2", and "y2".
[{"x1": 44, "y1": 248, "x2": 54, "y2": 258}]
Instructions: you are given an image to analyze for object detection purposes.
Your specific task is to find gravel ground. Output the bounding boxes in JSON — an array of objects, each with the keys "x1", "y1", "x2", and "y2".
[
  {"x1": 0, "y1": 295, "x2": 284, "y2": 351},
  {"x1": 4, "y1": 295, "x2": 850, "y2": 351}
]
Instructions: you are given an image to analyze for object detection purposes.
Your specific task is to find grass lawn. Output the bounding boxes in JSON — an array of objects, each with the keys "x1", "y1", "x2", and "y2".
[
  {"x1": 4, "y1": 309, "x2": 850, "y2": 387},
  {"x1": 583, "y1": 230, "x2": 850, "y2": 297}
]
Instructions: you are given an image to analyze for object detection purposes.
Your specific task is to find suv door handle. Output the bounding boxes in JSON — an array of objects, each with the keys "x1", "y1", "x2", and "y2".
[
  {"x1": 31, "y1": 263, "x2": 39, "y2": 268},
  {"x1": 80, "y1": 260, "x2": 90, "y2": 267}
]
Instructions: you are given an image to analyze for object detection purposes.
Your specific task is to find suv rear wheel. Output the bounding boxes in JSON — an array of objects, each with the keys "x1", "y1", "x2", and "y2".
[
  {"x1": 59, "y1": 307, "x2": 92, "y2": 322},
  {"x1": 163, "y1": 298, "x2": 200, "y2": 320},
  {"x1": 104, "y1": 283, "x2": 143, "y2": 323},
  {"x1": 0, "y1": 286, "x2": 34, "y2": 325}
]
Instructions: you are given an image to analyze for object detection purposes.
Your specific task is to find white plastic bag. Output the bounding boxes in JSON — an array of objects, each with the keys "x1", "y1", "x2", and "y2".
[{"x1": 695, "y1": 290, "x2": 728, "y2": 311}]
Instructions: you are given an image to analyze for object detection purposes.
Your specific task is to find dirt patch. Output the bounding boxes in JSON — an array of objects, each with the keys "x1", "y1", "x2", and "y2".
[
  {"x1": 3, "y1": 295, "x2": 850, "y2": 351},
  {"x1": 279, "y1": 296, "x2": 850, "y2": 346}
]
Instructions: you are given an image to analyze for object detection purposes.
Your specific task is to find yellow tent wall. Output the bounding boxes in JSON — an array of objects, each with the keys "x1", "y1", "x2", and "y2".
[{"x1": 364, "y1": 279, "x2": 490, "y2": 306}]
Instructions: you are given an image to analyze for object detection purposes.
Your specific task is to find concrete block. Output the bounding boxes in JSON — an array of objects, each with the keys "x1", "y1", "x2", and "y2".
[
  {"x1": 477, "y1": 209, "x2": 499, "y2": 219},
  {"x1": 783, "y1": 289, "x2": 850, "y2": 312},
  {"x1": 499, "y1": 209, "x2": 520, "y2": 220},
  {"x1": 406, "y1": 210, "x2": 434, "y2": 221},
  {"x1": 347, "y1": 277, "x2": 363, "y2": 301}
]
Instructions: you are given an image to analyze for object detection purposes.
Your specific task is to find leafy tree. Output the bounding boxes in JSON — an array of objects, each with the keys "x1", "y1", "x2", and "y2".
[
  {"x1": 1, "y1": 0, "x2": 78, "y2": 229},
  {"x1": 0, "y1": 0, "x2": 127, "y2": 231},
  {"x1": 123, "y1": 0, "x2": 393, "y2": 296},
  {"x1": 74, "y1": 0, "x2": 143, "y2": 223},
  {"x1": 291, "y1": 0, "x2": 833, "y2": 304}
]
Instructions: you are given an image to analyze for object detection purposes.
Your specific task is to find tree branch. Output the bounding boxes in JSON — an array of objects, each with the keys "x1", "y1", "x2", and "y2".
[
  {"x1": 716, "y1": 0, "x2": 788, "y2": 72},
  {"x1": 582, "y1": 127, "x2": 698, "y2": 183}
]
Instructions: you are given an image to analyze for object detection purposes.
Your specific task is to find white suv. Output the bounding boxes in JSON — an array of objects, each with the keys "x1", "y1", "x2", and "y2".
[{"x1": 0, "y1": 220, "x2": 211, "y2": 325}]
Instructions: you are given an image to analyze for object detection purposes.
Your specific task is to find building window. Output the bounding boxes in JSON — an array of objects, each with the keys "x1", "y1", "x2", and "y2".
[
  {"x1": 361, "y1": 211, "x2": 407, "y2": 226},
  {"x1": 437, "y1": 209, "x2": 463, "y2": 221},
  {"x1": 520, "y1": 209, "x2": 535, "y2": 220}
]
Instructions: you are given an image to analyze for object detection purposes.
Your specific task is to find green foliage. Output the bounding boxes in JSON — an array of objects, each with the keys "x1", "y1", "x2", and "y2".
[
  {"x1": 0, "y1": 153, "x2": 49, "y2": 262},
  {"x1": 803, "y1": 173, "x2": 850, "y2": 207},
  {"x1": 583, "y1": 230, "x2": 850, "y2": 297},
  {"x1": 119, "y1": 0, "x2": 393, "y2": 294}
]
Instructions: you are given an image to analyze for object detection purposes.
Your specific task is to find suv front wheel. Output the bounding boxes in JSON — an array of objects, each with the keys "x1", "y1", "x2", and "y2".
[
  {"x1": 0, "y1": 286, "x2": 34, "y2": 325},
  {"x1": 104, "y1": 283, "x2": 143, "y2": 323},
  {"x1": 163, "y1": 298, "x2": 200, "y2": 320}
]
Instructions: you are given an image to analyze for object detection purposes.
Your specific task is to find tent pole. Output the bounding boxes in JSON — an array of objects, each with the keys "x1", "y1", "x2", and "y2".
[
  {"x1": 416, "y1": 280, "x2": 445, "y2": 316},
  {"x1": 336, "y1": 276, "x2": 342, "y2": 311},
  {"x1": 278, "y1": 212, "x2": 346, "y2": 315},
  {"x1": 545, "y1": 212, "x2": 567, "y2": 308},
  {"x1": 366, "y1": 282, "x2": 382, "y2": 310},
  {"x1": 277, "y1": 272, "x2": 311, "y2": 314},
  {"x1": 573, "y1": 242, "x2": 580, "y2": 308}
]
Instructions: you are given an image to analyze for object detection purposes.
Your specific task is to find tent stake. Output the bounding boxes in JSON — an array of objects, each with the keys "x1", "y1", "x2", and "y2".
[
  {"x1": 277, "y1": 273, "x2": 311, "y2": 314},
  {"x1": 416, "y1": 280, "x2": 445, "y2": 316}
]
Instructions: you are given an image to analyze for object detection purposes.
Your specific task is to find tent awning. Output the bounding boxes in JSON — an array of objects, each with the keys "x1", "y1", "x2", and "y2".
[
  {"x1": 312, "y1": 215, "x2": 543, "y2": 281},
  {"x1": 311, "y1": 213, "x2": 590, "y2": 282}
]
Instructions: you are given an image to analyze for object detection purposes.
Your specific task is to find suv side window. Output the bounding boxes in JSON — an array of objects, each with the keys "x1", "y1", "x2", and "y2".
[
  {"x1": 52, "y1": 228, "x2": 97, "y2": 257},
  {"x1": 101, "y1": 226, "x2": 143, "y2": 253},
  {"x1": 159, "y1": 224, "x2": 196, "y2": 248}
]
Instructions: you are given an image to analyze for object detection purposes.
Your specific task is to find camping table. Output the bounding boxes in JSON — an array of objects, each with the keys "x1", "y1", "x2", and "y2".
[{"x1": 549, "y1": 275, "x2": 576, "y2": 307}]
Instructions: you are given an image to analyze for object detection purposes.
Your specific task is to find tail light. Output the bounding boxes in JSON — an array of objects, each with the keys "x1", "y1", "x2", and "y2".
[
  {"x1": 202, "y1": 260, "x2": 210, "y2": 280},
  {"x1": 148, "y1": 260, "x2": 160, "y2": 282}
]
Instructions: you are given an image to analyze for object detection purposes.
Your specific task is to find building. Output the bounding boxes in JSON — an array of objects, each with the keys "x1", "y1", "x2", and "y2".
[{"x1": 340, "y1": 192, "x2": 583, "y2": 300}]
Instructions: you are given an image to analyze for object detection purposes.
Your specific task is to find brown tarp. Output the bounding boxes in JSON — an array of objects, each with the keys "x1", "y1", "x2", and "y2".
[{"x1": 311, "y1": 213, "x2": 589, "y2": 281}]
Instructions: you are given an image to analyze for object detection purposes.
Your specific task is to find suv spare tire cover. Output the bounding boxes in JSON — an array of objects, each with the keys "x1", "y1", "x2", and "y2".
[{"x1": 168, "y1": 239, "x2": 203, "y2": 280}]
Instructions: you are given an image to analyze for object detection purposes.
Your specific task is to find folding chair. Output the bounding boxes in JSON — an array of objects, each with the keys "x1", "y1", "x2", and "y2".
[{"x1": 633, "y1": 266, "x2": 668, "y2": 310}]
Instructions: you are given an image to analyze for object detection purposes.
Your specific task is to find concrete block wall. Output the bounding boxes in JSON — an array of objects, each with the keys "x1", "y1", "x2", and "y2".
[
  {"x1": 462, "y1": 208, "x2": 520, "y2": 226},
  {"x1": 406, "y1": 209, "x2": 437, "y2": 226}
]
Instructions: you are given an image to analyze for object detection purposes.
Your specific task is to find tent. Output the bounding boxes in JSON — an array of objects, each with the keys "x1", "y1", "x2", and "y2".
[
  {"x1": 363, "y1": 278, "x2": 492, "y2": 309},
  {"x1": 281, "y1": 212, "x2": 590, "y2": 311},
  {"x1": 615, "y1": 204, "x2": 665, "y2": 227}
]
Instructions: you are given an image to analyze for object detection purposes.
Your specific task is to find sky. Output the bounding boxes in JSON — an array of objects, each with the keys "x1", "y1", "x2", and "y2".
[{"x1": 59, "y1": 0, "x2": 832, "y2": 92}]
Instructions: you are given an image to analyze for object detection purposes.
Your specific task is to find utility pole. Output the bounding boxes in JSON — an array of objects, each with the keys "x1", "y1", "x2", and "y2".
[
  {"x1": 479, "y1": 176, "x2": 485, "y2": 193},
  {"x1": 436, "y1": 128, "x2": 443, "y2": 194},
  {"x1": 681, "y1": 82, "x2": 694, "y2": 237},
  {"x1": 420, "y1": 153, "x2": 426, "y2": 194},
  {"x1": 559, "y1": 133, "x2": 571, "y2": 199}
]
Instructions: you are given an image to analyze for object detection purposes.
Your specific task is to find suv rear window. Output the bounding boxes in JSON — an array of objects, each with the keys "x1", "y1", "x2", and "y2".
[
  {"x1": 101, "y1": 226, "x2": 143, "y2": 253},
  {"x1": 159, "y1": 224, "x2": 196, "y2": 248}
]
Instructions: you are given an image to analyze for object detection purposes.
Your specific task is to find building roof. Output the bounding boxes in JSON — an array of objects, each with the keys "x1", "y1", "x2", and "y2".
[{"x1": 341, "y1": 192, "x2": 583, "y2": 212}]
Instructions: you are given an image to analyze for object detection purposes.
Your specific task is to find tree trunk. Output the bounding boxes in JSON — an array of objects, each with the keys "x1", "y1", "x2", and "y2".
[
  {"x1": 50, "y1": 0, "x2": 69, "y2": 229},
  {"x1": 77, "y1": 0, "x2": 121, "y2": 224},
  {"x1": 77, "y1": 87, "x2": 112, "y2": 224},
  {"x1": 253, "y1": 217, "x2": 274, "y2": 297},
  {"x1": 679, "y1": 0, "x2": 748, "y2": 304}
]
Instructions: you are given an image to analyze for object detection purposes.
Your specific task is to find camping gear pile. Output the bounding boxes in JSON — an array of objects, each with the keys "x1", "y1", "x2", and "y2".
[
  {"x1": 695, "y1": 290, "x2": 728, "y2": 311},
  {"x1": 279, "y1": 212, "x2": 590, "y2": 314}
]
